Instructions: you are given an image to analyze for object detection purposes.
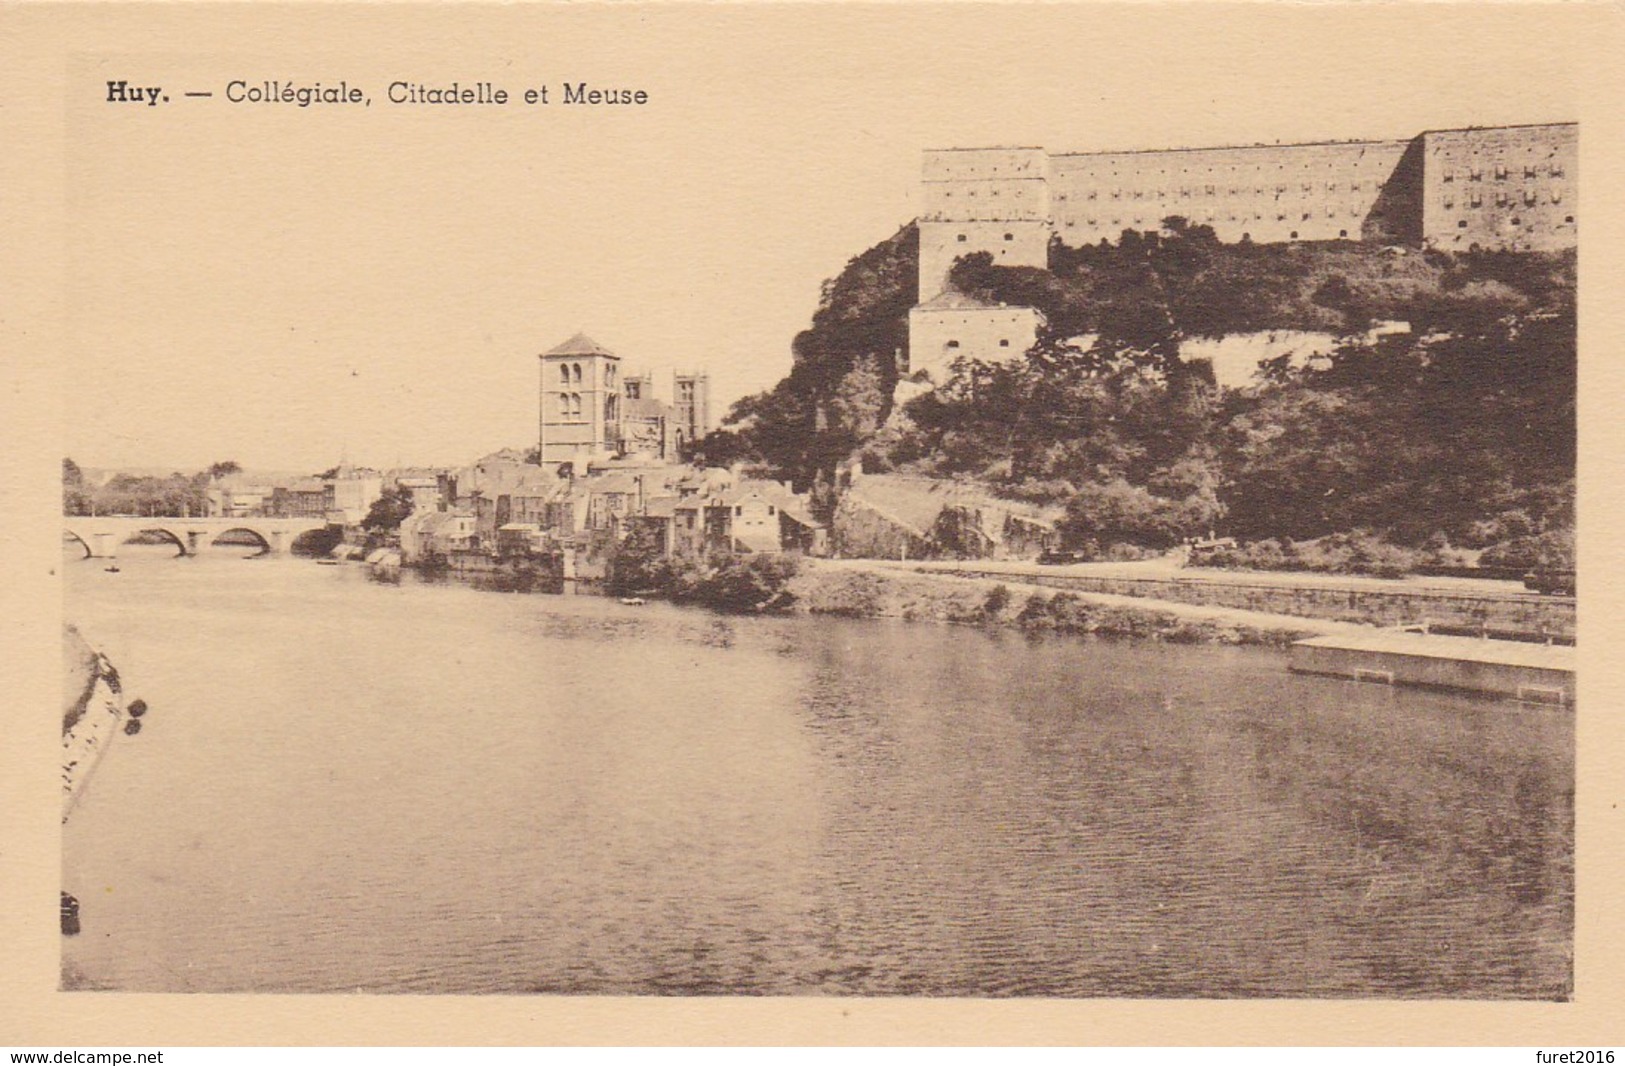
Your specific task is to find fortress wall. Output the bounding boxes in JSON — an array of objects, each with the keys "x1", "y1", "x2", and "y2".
[
  {"x1": 907, "y1": 303, "x2": 1040, "y2": 383},
  {"x1": 1049, "y1": 139, "x2": 1412, "y2": 246},
  {"x1": 1421, "y1": 124, "x2": 1577, "y2": 252},
  {"x1": 918, "y1": 220, "x2": 1051, "y2": 302}
]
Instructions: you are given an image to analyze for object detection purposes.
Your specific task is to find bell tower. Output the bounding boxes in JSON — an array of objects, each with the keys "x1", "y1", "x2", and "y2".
[{"x1": 538, "y1": 332, "x2": 623, "y2": 465}]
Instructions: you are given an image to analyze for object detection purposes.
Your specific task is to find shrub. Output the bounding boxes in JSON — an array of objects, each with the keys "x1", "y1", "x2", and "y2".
[
  {"x1": 1479, "y1": 528, "x2": 1575, "y2": 571},
  {"x1": 982, "y1": 583, "x2": 1012, "y2": 618},
  {"x1": 690, "y1": 553, "x2": 801, "y2": 613}
]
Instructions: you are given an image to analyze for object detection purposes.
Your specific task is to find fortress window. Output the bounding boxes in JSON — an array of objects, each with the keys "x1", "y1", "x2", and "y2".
[
  {"x1": 1511, "y1": 217, "x2": 1522, "y2": 226},
  {"x1": 1004, "y1": 233, "x2": 1014, "y2": 241},
  {"x1": 1302, "y1": 212, "x2": 1311, "y2": 221},
  {"x1": 1469, "y1": 169, "x2": 1483, "y2": 181},
  {"x1": 957, "y1": 234, "x2": 968, "y2": 242},
  {"x1": 1290, "y1": 231, "x2": 1299, "y2": 240},
  {"x1": 1339, "y1": 229, "x2": 1349, "y2": 238},
  {"x1": 1458, "y1": 220, "x2": 1469, "y2": 229},
  {"x1": 1442, "y1": 170, "x2": 1454, "y2": 183},
  {"x1": 1551, "y1": 162, "x2": 1565, "y2": 177},
  {"x1": 945, "y1": 340, "x2": 960, "y2": 349},
  {"x1": 1525, "y1": 166, "x2": 1539, "y2": 178},
  {"x1": 1495, "y1": 165, "x2": 1509, "y2": 180},
  {"x1": 999, "y1": 340, "x2": 1011, "y2": 348},
  {"x1": 1565, "y1": 215, "x2": 1574, "y2": 224}
]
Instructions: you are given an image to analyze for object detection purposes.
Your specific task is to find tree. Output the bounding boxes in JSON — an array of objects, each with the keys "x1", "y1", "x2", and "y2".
[
  {"x1": 62, "y1": 458, "x2": 91, "y2": 516},
  {"x1": 208, "y1": 460, "x2": 242, "y2": 480},
  {"x1": 361, "y1": 485, "x2": 415, "y2": 532}
]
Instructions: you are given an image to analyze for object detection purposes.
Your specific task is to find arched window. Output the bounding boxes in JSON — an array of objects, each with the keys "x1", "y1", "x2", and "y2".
[
  {"x1": 572, "y1": 363, "x2": 583, "y2": 384},
  {"x1": 559, "y1": 364, "x2": 570, "y2": 384}
]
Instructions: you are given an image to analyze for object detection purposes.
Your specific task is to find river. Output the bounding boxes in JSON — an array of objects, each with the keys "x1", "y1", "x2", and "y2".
[{"x1": 61, "y1": 547, "x2": 1573, "y2": 997}]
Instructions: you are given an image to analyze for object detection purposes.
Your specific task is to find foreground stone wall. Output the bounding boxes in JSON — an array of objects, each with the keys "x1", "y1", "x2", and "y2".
[{"x1": 929, "y1": 568, "x2": 1576, "y2": 638}]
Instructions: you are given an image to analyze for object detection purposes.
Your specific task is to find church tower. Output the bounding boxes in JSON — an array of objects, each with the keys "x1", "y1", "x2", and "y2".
[{"x1": 538, "y1": 333, "x2": 623, "y2": 465}]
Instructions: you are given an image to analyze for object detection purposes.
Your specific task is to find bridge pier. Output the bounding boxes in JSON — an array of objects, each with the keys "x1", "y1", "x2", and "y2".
[
  {"x1": 267, "y1": 530, "x2": 288, "y2": 554},
  {"x1": 185, "y1": 530, "x2": 209, "y2": 556},
  {"x1": 86, "y1": 532, "x2": 119, "y2": 559}
]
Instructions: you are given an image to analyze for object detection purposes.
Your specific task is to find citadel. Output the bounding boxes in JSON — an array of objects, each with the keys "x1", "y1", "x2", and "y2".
[{"x1": 910, "y1": 122, "x2": 1577, "y2": 381}]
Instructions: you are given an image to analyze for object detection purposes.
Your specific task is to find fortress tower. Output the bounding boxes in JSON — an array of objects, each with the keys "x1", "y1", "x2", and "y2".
[{"x1": 909, "y1": 147, "x2": 1048, "y2": 382}]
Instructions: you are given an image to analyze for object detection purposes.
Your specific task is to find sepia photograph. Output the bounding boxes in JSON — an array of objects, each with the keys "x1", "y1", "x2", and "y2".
[{"x1": 9, "y1": 0, "x2": 1624, "y2": 1047}]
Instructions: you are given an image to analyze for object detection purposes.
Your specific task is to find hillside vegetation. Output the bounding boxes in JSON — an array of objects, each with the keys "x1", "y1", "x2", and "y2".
[{"x1": 701, "y1": 218, "x2": 1575, "y2": 566}]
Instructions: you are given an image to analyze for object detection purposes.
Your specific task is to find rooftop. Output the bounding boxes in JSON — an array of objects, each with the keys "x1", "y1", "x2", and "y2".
[{"x1": 543, "y1": 332, "x2": 618, "y2": 359}]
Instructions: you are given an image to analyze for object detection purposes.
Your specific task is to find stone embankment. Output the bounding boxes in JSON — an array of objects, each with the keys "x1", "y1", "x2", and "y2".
[
  {"x1": 785, "y1": 560, "x2": 1360, "y2": 647},
  {"x1": 879, "y1": 559, "x2": 1574, "y2": 639}
]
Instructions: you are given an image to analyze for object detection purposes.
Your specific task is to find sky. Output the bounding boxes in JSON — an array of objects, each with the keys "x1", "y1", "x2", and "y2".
[{"x1": 58, "y1": 3, "x2": 1588, "y2": 474}]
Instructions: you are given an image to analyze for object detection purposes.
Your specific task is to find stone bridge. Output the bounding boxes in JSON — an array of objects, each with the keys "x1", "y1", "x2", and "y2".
[{"x1": 64, "y1": 516, "x2": 331, "y2": 558}]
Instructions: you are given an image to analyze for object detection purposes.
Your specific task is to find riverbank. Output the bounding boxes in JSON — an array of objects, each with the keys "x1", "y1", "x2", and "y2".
[{"x1": 785, "y1": 559, "x2": 1356, "y2": 647}]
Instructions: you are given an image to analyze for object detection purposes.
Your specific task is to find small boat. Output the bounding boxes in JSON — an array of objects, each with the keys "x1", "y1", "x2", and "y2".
[
  {"x1": 103, "y1": 565, "x2": 120, "y2": 573},
  {"x1": 316, "y1": 560, "x2": 341, "y2": 566},
  {"x1": 618, "y1": 597, "x2": 647, "y2": 606}
]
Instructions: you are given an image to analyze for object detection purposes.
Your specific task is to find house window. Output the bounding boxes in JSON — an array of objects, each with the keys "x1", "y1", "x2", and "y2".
[
  {"x1": 956, "y1": 234, "x2": 968, "y2": 243},
  {"x1": 1004, "y1": 233, "x2": 1014, "y2": 241},
  {"x1": 1290, "y1": 231, "x2": 1299, "y2": 240},
  {"x1": 1339, "y1": 229, "x2": 1348, "y2": 238},
  {"x1": 945, "y1": 340, "x2": 960, "y2": 349},
  {"x1": 999, "y1": 339, "x2": 1010, "y2": 347},
  {"x1": 1458, "y1": 220, "x2": 1469, "y2": 229},
  {"x1": 559, "y1": 365, "x2": 570, "y2": 384},
  {"x1": 1565, "y1": 215, "x2": 1575, "y2": 224}
]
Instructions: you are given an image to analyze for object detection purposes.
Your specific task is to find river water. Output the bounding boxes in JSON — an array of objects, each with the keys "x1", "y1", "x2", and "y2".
[{"x1": 62, "y1": 547, "x2": 1573, "y2": 997}]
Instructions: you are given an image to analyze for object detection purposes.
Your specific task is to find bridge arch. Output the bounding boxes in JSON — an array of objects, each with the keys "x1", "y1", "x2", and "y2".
[
  {"x1": 131, "y1": 527, "x2": 190, "y2": 556},
  {"x1": 63, "y1": 529, "x2": 92, "y2": 559},
  {"x1": 212, "y1": 527, "x2": 273, "y2": 555}
]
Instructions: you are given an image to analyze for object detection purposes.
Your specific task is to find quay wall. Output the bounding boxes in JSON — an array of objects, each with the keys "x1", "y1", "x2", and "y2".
[{"x1": 911, "y1": 567, "x2": 1576, "y2": 638}]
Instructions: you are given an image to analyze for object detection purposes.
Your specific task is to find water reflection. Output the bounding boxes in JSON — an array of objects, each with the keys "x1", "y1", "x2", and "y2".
[{"x1": 62, "y1": 551, "x2": 1572, "y2": 997}]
